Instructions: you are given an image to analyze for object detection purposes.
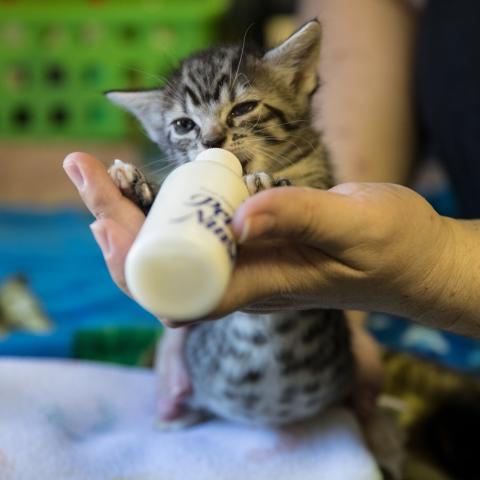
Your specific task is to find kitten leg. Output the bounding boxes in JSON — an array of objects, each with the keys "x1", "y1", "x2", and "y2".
[
  {"x1": 155, "y1": 327, "x2": 204, "y2": 430},
  {"x1": 156, "y1": 410, "x2": 207, "y2": 431},
  {"x1": 243, "y1": 172, "x2": 292, "y2": 195},
  {"x1": 108, "y1": 159, "x2": 157, "y2": 214},
  {"x1": 272, "y1": 178, "x2": 292, "y2": 187}
]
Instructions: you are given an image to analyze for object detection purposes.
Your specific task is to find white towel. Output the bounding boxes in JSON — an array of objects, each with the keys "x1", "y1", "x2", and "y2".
[{"x1": 0, "y1": 358, "x2": 381, "y2": 480}]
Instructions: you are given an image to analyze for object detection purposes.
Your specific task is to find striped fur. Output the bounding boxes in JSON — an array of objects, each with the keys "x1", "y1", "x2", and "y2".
[
  {"x1": 107, "y1": 20, "x2": 353, "y2": 426},
  {"x1": 106, "y1": 20, "x2": 333, "y2": 188}
]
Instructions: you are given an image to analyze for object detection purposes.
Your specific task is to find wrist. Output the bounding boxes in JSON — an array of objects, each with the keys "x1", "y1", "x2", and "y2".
[
  {"x1": 396, "y1": 216, "x2": 480, "y2": 336},
  {"x1": 399, "y1": 214, "x2": 455, "y2": 323}
]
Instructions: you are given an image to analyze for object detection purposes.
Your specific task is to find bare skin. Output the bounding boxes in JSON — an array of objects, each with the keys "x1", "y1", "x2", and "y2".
[
  {"x1": 64, "y1": 151, "x2": 480, "y2": 337},
  {"x1": 154, "y1": 325, "x2": 191, "y2": 420},
  {"x1": 301, "y1": 0, "x2": 417, "y2": 183},
  {"x1": 298, "y1": 0, "x2": 418, "y2": 421}
]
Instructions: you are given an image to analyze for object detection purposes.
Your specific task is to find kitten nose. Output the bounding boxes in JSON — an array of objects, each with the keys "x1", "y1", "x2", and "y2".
[{"x1": 201, "y1": 136, "x2": 226, "y2": 149}]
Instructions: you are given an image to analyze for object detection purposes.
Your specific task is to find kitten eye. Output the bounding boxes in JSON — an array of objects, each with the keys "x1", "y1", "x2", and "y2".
[
  {"x1": 172, "y1": 117, "x2": 196, "y2": 134},
  {"x1": 229, "y1": 101, "x2": 259, "y2": 118}
]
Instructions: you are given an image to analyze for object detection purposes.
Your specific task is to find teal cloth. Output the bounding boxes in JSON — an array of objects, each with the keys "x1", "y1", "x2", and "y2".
[{"x1": 0, "y1": 206, "x2": 158, "y2": 357}]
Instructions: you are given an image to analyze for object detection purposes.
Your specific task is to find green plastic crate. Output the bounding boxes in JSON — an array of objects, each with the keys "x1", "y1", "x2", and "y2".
[{"x1": 0, "y1": 0, "x2": 228, "y2": 139}]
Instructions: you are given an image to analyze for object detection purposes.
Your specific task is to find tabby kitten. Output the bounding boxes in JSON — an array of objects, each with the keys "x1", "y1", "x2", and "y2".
[{"x1": 106, "y1": 20, "x2": 354, "y2": 426}]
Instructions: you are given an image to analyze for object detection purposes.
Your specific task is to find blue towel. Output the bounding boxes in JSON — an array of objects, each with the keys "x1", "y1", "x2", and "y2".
[{"x1": 0, "y1": 206, "x2": 158, "y2": 357}]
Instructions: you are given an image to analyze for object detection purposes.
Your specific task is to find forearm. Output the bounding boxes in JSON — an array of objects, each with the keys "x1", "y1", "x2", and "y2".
[
  {"x1": 395, "y1": 217, "x2": 480, "y2": 337},
  {"x1": 300, "y1": 0, "x2": 417, "y2": 183}
]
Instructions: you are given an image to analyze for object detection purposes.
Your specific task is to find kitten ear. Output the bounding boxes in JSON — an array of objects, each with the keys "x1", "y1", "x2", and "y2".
[
  {"x1": 105, "y1": 89, "x2": 164, "y2": 142},
  {"x1": 263, "y1": 19, "x2": 321, "y2": 95}
]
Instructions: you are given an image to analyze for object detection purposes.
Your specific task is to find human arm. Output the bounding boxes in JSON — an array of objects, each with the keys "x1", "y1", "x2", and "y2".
[
  {"x1": 297, "y1": 0, "x2": 418, "y2": 408},
  {"x1": 213, "y1": 183, "x2": 480, "y2": 338},
  {"x1": 64, "y1": 152, "x2": 480, "y2": 338},
  {"x1": 300, "y1": 0, "x2": 417, "y2": 183}
]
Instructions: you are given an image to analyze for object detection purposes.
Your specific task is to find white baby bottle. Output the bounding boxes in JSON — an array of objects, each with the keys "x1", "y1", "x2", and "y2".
[{"x1": 125, "y1": 148, "x2": 249, "y2": 320}]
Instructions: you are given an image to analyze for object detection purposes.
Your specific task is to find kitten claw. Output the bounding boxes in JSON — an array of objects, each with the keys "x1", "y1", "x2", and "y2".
[
  {"x1": 273, "y1": 178, "x2": 292, "y2": 187},
  {"x1": 140, "y1": 183, "x2": 153, "y2": 203},
  {"x1": 108, "y1": 160, "x2": 155, "y2": 213},
  {"x1": 110, "y1": 160, "x2": 135, "y2": 189},
  {"x1": 243, "y1": 172, "x2": 292, "y2": 195},
  {"x1": 243, "y1": 172, "x2": 274, "y2": 195}
]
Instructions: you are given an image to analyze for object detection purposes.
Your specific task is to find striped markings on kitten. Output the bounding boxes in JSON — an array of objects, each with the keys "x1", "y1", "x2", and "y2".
[{"x1": 106, "y1": 19, "x2": 354, "y2": 429}]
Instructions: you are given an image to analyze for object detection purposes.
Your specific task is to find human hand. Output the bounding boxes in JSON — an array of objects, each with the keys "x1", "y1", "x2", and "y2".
[
  {"x1": 64, "y1": 152, "x2": 386, "y2": 420},
  {"x1": 64, "y1": 152, "x2": 453, "y2": 331},
  {"x1": 63, "y1": 152, "x2": 146, "y2": 296},
  {"x1": 211, "y1": 182, "x2": 453, "y2": 326}
]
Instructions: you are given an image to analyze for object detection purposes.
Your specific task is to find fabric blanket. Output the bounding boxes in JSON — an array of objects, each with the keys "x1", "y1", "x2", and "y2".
[
  {"x1": 0, "y1": 207, "x2": 158, "y2": 358},
  {"x1": 0, "y1": 358, "x2": 380, "y2": 480}
]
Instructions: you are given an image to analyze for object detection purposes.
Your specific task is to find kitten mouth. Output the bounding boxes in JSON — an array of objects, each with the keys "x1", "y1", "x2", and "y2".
[
  {"x1": 232, "y1": 153, "x2": 250, "y2": 173},
  {"x1": 240, "y1": 159, "x2": 249, "y2": 174},
  {"x1": 223, "y1": 147, "x2": 250, "y2": 173}
]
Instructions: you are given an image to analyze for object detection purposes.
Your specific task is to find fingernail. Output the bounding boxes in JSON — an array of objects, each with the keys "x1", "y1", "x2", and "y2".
[
  {"x1": 238, "y1": 214, "x2": 275, "y2": 243},
  {"x1": 63, "y1": 160, "x2": 84, "y2": 189},
  {"x1": 238, "y1": 218, "x2": 251, "y2": 244},
  {"x1": 90, "y1": 222, "x2": 110, "y2": 257}
]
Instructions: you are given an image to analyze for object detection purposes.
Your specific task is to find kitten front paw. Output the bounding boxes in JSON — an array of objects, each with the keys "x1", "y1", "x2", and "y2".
[
  {"x1": 272, "y1": 178, "x2": 292, "y2": 187},
  {"x1": 243, "y1": 172, "x2": 292, "y2": 195},
  {"x1": 243, "y1": 172, "x2": 274, "y2": 195},
  {"x1": 108, "y1": 159, "x2": 155, "y2": 214}
]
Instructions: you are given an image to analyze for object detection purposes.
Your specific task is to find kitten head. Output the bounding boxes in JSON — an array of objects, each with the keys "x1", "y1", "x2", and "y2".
[{"x1": 106, "y1": 20, "x2": 321, "y2": 174}]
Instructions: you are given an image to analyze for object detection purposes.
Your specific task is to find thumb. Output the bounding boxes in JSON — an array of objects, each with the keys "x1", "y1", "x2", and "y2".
[
  {"x1": 232, "y1": 187, "x2": 357, "y2": 246},
  {"x1": 90, "y1": 218, "x2": 135, "y2": 294}
]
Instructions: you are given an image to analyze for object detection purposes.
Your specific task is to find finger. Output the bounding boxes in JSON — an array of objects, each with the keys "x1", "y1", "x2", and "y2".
[
  {"x1": 231, "y1": 186, "x2": 360, "y2": 247},
  {"x1": 207, "y1": 241, "x2": 332, "y2": 318},
  {"x1": 207, "y1": 244, "x2": 285, "y2": 318},
  {"x1": 90, "y1": 218, "x2": 135, "y2": 295},
  {"x1": 63, "y1": 152, "x2": 145, "y2": 236},
  {"x1": 90, "y1": 218, "x2": 187, "y2": 328}
]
